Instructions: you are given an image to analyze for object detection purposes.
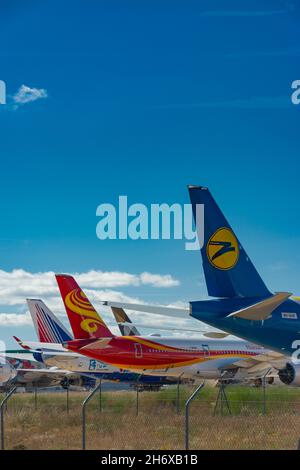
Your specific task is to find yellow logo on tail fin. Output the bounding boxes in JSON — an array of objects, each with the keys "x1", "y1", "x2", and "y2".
[
  {"x1": 65, "y1": 288, "x2": 105, "y2": 334},
  {"x1": 207, "y1": 227, "x2": 239, "y2": 270}
]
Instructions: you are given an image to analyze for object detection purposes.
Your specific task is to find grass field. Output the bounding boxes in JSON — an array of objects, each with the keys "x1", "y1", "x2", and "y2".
[{"x1": 2, "y1": 384, "x2": 300, "y2": 450}]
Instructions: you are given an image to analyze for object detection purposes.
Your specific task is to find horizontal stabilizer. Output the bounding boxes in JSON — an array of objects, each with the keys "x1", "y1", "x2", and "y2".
[
  {"x1": 80, "y1": 338, "x2": 113, "y2": 351},
  {"x1": 41, "y1": 350, "x2": 81, "y2": 358},
  {"x1": 102, "y1": 301, "x2": 189, "y2": 318},
  {"x1": 227, "y1": 292, "x2": 292, "y2": 321},
  {"x1": 118, "y1": 321, "x2": 227, "y2": 337},
  {"x1": 17, "y1": 340, "x2": 67, "y2": 351}
]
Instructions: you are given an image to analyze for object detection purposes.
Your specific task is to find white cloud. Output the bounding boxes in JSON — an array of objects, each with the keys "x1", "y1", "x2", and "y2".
[
  {"x1": 0, "y1": 269, "x2": 182, "y2": 329},
  {"x1": 13, "y1": 84, "x2": 47, "y2": 106},
  {"x1": 0, "y1": 269, "x2": 223, "y2": 338},
  {"x1": 140, "y1": 272, "x2": 180, "y2": 288},
  {"x1": 74, "y1": 270, "x2": 139, "y2": 288},
  {"x1": 0, "y1": 312, "x2": 32, "y2": 327},
  {"x1": 0, "y1": 268, "x2": 179, "y2": 307},
  {"x1": 0, "y1": 269, "x2": 232, "y2": 339}
]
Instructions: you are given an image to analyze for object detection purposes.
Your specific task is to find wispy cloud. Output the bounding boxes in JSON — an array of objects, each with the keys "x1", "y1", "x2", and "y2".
[
  {"x1": 268, "y1": 262, "x2": 289, "y2": 272},
  {"x1": 11, "y1": 84, "x2": 47, "y2": 109}
]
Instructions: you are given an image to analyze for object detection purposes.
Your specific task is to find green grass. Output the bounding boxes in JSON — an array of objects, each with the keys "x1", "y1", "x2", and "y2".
[{"x1": 1, "y1": 384, "x2": 300, "y2": 450}]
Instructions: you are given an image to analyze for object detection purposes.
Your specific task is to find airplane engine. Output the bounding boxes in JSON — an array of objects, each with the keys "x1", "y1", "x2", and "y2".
[
  {"x1": 61, "y1": 375, "x2": 96, "y2": 390},
  {"x1": 278, "y1": 363, "x2": 300, "y2": 387},
  {"x1": 0, "y1": 362, "x2": 17, "y2": 385}
]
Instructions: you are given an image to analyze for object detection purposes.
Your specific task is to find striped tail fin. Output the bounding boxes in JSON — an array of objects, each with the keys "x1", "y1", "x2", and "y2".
[{"x1": 26, "y1": 299, "x2": 73, "y2": 343}]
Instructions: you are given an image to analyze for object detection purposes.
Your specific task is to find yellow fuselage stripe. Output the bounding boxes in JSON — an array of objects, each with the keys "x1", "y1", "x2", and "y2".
[{"x1": 102, "y1": 353, "x2": 255, "y2": 370}]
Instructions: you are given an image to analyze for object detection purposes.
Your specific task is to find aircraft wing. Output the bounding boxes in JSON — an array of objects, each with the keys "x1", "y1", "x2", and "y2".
[
  {"x1": 14, "y1": 368, "x2": 72, "y2": 387},
  {"x1": 1, "y1": 352, "x2": 37, "y2": 362},
  {"x1": 219, "y1": 351, "x2": 285, "y2": 385},
  {"x1": 231, "y1": 350, "x2": 285, "y2": 372},
  {"x1": 227, "y1": 292, "x2": 292, "y2": 321}
]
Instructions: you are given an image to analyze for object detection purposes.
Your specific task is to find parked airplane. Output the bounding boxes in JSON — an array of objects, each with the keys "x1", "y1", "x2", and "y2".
[
  {"x1": 54, "y1": 274, "x2": 278, "y2": 385},
  {"x1": 0, "y1": 348, "x2": 89, "y2": 391},
  {"x1": 0, "y1": 301, "x2": 96, "y2": 391},
  {"x1": 0, "y1": 360, "x2": 17, "y2": 387},
  {"x1": 105, "y1": 186, "x2": 300, "y2": 387},
  {"x1": 186, "y1": 185, "x2": 300, "y2": 386},
  {"x1": 21, "y1": 299, "x2": 191, "y2": 390}
]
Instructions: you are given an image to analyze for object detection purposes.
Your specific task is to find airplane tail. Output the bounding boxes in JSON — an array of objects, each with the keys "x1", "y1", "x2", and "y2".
[
  {"x1": 111, "y1": 307, "x2": 140, "y2": 336},
  {"x1": 188, "y1": 186, "x2": 271, "y2": 298},
  {"x1": 13, "y1": 336, "x2": 31, "y2": 350},
  {"x1": 27, "y1": 299, "x2": 73, "y2": 343},
  {"x1": 55, "y1": 274, "x2": 114, "y2": 339}
]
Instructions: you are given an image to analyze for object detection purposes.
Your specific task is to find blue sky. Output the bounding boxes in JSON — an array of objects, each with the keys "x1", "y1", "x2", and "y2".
[{"x1": 0, "y1": 0, "x2": 299, "y2": 346}]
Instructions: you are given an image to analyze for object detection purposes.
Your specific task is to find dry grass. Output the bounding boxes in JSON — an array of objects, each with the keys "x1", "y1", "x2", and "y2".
[{"x1": 2, "y1": 385, "x2": 300, "y2": 450}]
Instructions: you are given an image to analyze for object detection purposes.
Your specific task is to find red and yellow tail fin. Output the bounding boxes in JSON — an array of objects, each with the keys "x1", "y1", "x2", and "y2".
[{"x1": 55, "y1": 274, "x2": 113, "y2": 340}]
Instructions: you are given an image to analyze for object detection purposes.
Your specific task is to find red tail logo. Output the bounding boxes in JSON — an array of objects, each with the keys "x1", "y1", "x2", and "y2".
[{"x1": 56, "y1": 275, "x2": 113, "y2": 339}]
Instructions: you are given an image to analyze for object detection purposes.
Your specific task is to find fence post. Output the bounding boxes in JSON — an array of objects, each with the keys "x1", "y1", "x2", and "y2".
[
  {"x1": 0, "y1": 386, "x2": 17, "y2": 450},
  {"x1": 34, "y1": 387, "x2": 38, "y2": 410},
  {"x1": 66, "y1": 384, "x2": 69, "y2": 414},
  {"x1": 136, "y1": 375, "x2": 142, "y2": 416},
  {"x1": 262, "y1": 368, "x2": 271, "y2": 416},
  {"x1": 82, "y1": 382, "x2": 102, "y2": 450},
  {"x1": 176, "y1": 374, "x2": 184, "y2": 415},
  {"x1": 99, "y1": 379, "x2": 102, "y2": 413},
  {"x1": 185, "y1": 381, "x2": 205, "y2": 451},
  {"x1": 213, "y1": 383, "x2": 231, "y2": 416}
]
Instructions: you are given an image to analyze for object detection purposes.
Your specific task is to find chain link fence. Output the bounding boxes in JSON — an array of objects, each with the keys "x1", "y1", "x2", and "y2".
[{"x1": 1, "y1": 384, "x2": 300, "y2": 450}]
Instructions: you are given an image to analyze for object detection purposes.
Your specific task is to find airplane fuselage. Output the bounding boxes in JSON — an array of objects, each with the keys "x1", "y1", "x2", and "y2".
[
  {"x1": 190, "y1": 297, "x2": 300, "y2": 357},
  {"x1": 66, "y1": 335, "x2": 268, "y2": 379}
]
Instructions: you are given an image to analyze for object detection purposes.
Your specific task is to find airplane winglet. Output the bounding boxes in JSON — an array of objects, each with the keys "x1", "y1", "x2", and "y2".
[{"x1": 227, "y1": 292, "x2": 292, "y2": 321}]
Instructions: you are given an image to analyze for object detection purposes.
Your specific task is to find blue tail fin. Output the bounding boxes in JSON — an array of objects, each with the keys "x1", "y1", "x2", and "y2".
[
  {"x1": 188, "y1": 186, "x2": 271, "y2": 298},
  {"x1": 27, "y1": 299, "x2": 73, "y2": 343}
]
